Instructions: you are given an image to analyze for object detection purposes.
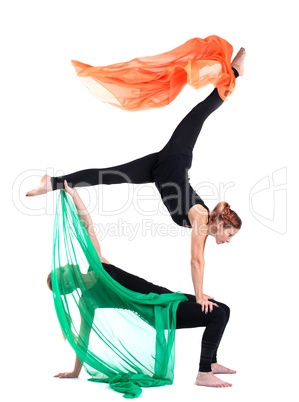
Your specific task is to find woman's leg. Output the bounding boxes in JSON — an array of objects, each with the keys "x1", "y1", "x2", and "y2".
[
  {"x1": 102, "y1": 263, "x2": 173, "y2": 295},
  {"x1": 176, "y1": 295, "x2": 233, "y2": 387},
  {"x1": 104, "y1": 265, "x2": 231, "y2": 373},
  {"x1": 176, "y1": 295, "x2": 231, "y2": 368},
  {"x1": 101, "y1": 265, "x2": 233, "y2": 386},
  {"x1": 175, "y1": 295, "x2": 230, "y2": 373},
  {"x1": 51, "y1": 77, "x2": 230, "y2": 190},
  {"x1": 158, "y1": 68, "x2": 239, "y2": 158},
  {"x1": 211, "y1": 302, "x2": 230, "y2": 365},
  {"x1": 51, "y1": 152, "x2": 159, "y2": 190}
]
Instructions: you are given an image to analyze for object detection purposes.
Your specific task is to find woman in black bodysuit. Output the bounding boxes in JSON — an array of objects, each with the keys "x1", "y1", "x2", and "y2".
[
  {"x1": 27, "y1": 48, "x2": 245, "y2": 314},
  {"x1": 48, "y1": 181, "x2": 236, "y2": 388}
]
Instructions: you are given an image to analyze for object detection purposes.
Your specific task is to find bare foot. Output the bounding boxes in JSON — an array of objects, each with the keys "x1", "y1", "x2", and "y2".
[
  {"x1": 212, "y1": 362, "x2": 236, "y2": 374},
  {"x1": 231, "y1": 47, "x2": 246, "y2": 76},
  {"x1": 26, "y1": 174, "x2": 52, "y2": 197},
  {"x1": 196, "y1": 372, "x2": 232, "y2": 388}
]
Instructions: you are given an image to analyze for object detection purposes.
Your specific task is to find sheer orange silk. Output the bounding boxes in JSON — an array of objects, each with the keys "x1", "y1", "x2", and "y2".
[{"x1": 72, "y1": 35, "x2": 235, "y2": 111}]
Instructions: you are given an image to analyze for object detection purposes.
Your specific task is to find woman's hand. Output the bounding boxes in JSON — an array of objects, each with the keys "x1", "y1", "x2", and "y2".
[
  {"x1": 54, "y1": 371, "x2": 79, "y2": 379},
  {"x1": 62, "y1": 180, "x2": 77, "y2": 198},
  {"x1": 54, "y1": 356, "x2": 83, "y2": 379},
  {"x1": 203, "y1": 294, "x2": 214, "y2": 300},
  {"x1": 196, "y1": 298, "x2": 219, "y2": 314}
]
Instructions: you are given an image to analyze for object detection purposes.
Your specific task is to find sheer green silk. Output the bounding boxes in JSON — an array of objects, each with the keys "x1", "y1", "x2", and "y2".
[{"x1": 51, "y1": 191, "x2": 187, "y2": 398}]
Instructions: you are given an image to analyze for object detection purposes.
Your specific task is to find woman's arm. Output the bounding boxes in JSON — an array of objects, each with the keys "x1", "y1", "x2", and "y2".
[
  {"x1": 189, "y1": 207, "x2": 218, "y2": 313},
  {"x1": 63, "y1": 180, "x2": 110, "y2": 264},
  {"x1": 54, "y1": 304, "x2": 94, "y2": 379}
]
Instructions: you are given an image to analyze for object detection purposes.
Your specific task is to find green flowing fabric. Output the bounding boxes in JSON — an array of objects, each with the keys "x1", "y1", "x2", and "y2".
[{"x1": 51, "y1": 191, "x2": 187, "y2": 398}]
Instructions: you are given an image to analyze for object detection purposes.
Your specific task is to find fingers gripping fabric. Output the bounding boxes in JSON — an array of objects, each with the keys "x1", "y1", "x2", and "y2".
[
  {"x1": 51, "y1": 191, "x2": 187, "y2": 398},
  {"x1": 72, "y1": 35, "x2": 235, "y2": 111}
]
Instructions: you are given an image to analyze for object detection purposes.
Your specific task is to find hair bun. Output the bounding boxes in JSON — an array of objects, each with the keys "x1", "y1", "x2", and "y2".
[
  {"x1": 210, "y1": 202, "x2": 242, "y2": 229},
  {"x1": 221, "y1": 203, "x2": 231, "y2": 223}
]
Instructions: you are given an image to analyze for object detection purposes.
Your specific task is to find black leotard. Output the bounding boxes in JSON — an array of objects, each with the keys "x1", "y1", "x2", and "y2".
[
  {"x1": 51, "y1": 68, "x2": 238, "y2": 227},
  {"x1": 153, "y1": 153, "x2": 209, "y2": 226}
]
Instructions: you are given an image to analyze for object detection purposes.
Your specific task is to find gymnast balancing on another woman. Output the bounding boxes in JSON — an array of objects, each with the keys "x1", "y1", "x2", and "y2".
[
  {"x1": 26, "y1": 46, "x2": 246, "y2": 315},
  {"x1": 48, "y1": 180, "x2": 237, "y2": 388}
]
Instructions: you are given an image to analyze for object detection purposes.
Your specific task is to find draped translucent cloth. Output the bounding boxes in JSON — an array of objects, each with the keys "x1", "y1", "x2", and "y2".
[
  {"x1": 72, "y1": 35, "x2": 235, "y2": 111},
  {"x1": 51, "y1": 191, "x2": 187, "y2": 398}
]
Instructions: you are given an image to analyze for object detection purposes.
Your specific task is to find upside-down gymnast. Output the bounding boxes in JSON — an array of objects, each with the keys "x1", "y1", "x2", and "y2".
[
  {"x1": 26, "y1": 48, "x2": 246, "y2": 314},
  {"x1": 48, "y1": 181, "x2": 236, "y2": 388}
]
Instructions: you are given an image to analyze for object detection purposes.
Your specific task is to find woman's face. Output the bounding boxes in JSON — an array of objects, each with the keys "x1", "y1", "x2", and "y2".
[
  {"x1": 215, "y1": 223, "x2": 239, "y2": 245},
  {"x1": 56, "y1": 266, "x2": 77, "y2": 294}
]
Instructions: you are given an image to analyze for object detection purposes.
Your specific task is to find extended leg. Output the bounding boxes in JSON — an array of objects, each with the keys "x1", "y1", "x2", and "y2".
[
  {"x1": 158, "y1": 68, "x2": 239, "y2": 158},
  {"x1": 51, "y1": 152, "x2": 159, "y2": 190}
]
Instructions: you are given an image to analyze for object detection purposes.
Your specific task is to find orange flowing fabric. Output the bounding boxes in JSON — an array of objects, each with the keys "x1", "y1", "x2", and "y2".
[{"x1": 72, "y1": 35, "x2": 235, "y2": 111}]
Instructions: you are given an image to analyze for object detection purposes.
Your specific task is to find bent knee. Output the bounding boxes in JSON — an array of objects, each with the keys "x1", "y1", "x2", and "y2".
[
  {"x1": 212, "y1": 305, "x2": 228, "y2": 327},
  {"x1": 220, "y1": 303, "x2": 230, "y2": 321},
  {"x1": 214, "y1": 301, "x2": 230, "y2": 322}
]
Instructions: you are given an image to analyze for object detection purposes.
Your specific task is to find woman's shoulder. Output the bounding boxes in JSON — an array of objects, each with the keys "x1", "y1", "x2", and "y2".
[{"x1": 188, "y1": 204, "x2": 210, "y2": 224}]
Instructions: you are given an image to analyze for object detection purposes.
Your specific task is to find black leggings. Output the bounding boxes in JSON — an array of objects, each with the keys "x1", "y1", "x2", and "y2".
[
  {"x1": 105, "y1": 264, "x2": 230, "y2": 373},
  {"x1": 51, "y1": 68, "x2": 238, "y2": 191}
]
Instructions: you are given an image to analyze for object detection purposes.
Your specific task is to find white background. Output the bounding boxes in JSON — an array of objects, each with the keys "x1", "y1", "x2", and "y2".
[{"x1": 2, "y1": 0, "x2": 298, "y2": 401}]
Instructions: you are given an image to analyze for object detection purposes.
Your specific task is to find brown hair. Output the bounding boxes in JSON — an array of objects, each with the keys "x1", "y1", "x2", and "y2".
[
  {"x1": 210, "y1": 202, "x2": 242, "y2": 229},
  {"x1": 47, "y1": 272, "x2": 52, "y2": 291}
]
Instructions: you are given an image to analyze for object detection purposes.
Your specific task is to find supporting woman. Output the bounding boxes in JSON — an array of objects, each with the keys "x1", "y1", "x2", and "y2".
[{"x1": 49, "y1": 181, "x2": 237, "y2": 388}]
